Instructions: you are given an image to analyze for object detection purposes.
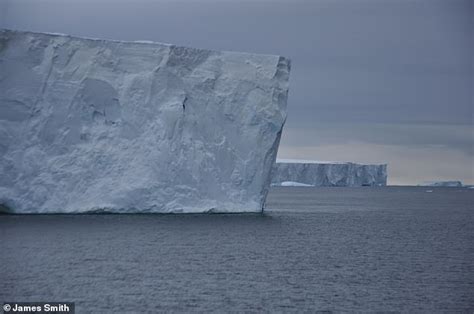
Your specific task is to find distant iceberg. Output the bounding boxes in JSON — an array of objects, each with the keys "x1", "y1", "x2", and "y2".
[
  {"x1": 272, "y1": 159, "x2": 387, "y2": 187},
  {"x1": 419, "y1": 181, "x2": 463, "y2": 187}
]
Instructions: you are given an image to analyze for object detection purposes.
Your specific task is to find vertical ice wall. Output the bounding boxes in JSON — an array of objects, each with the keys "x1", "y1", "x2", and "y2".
[{"x1": 0, "y1": 30, "x2": 291, "y2": 213}]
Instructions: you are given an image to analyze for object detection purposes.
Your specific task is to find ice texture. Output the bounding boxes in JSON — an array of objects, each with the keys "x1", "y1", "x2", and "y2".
[
  {"x1": 0, "y1": 30, "x2": 290, "y2": 213},
  {"x1": 272, "y1": 159, "x2": 387, "y2": 187}
]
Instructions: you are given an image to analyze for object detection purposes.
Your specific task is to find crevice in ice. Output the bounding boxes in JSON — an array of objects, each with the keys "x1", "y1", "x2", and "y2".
[{"x1": 182, "y1": 96, "x2": 187, "y2": 113}]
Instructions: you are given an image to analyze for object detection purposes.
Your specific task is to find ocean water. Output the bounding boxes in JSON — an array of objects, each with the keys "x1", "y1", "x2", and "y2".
[{"x1": 1, "y1": 187, "x2": 473, "y2": 312}]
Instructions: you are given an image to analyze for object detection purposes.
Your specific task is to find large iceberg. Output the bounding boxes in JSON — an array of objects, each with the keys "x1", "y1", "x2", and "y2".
[
  {"x1": 0, "y1": 29, "x2": 290, "y2": 213},
  {"x1": 272, "y1": 159, "x2": 387, "y2": 187}
]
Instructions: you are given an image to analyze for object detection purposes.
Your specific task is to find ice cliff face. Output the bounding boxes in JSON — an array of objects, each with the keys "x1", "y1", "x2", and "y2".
[
  {"x1": 0, "y1": 30, "x2": 290, "y2": 213},
  {"x1": 272, "y1": 159, "x2": 387, "y2": 187}
]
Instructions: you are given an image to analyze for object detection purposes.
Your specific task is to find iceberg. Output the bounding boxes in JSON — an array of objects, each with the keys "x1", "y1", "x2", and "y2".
[
  {"x1": 419, "y1": 181, "x2": 463, "y2": 187},
  {"x1": 0, "y1": 30, "x2": 291, "y2": 213},
  {"x1": 272, "y1": 159, "x2": 387, "y2": 187}
]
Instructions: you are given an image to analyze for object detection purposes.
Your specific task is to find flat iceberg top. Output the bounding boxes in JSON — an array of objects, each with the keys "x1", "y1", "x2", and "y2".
[
  {"x1": 276, "y1": 158, "x2": 386, "y2": 166},
  {"x1": 277, "y1": 158, "x2": 348, "y2": 164},
  {"x1": 2, "y1": 29, "x2": 287, "y2": 60},
  {"x1": 0, "y1": 29, "x2": 291, "y2": 213}
]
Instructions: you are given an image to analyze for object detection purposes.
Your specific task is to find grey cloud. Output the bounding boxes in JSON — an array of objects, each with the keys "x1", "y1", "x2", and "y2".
[{"x1": 280, "y1": 123, "x2": 473, "y2": 156}]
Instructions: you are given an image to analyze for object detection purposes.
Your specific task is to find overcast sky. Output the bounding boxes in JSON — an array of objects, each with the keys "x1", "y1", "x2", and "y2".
[{"x1": 1, "y1": 0, "x2": 472, "y2": 185}]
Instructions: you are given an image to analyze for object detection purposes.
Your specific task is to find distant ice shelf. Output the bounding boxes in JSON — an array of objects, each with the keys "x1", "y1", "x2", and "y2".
[
  {"x1": 0, "y1": 29, "x2": 291, "y2": 213},
  {"x1": 418, "y1": 181, "x2": 463, "y2": 187},
  {"x1": 272, "y1": 159, "x2": 387, "y2": 187}
]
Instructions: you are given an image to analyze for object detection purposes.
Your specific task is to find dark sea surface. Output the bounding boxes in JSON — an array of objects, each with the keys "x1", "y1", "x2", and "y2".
[{"x1": 1, "y1": 187, "x2": 473, "y2": 313}]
